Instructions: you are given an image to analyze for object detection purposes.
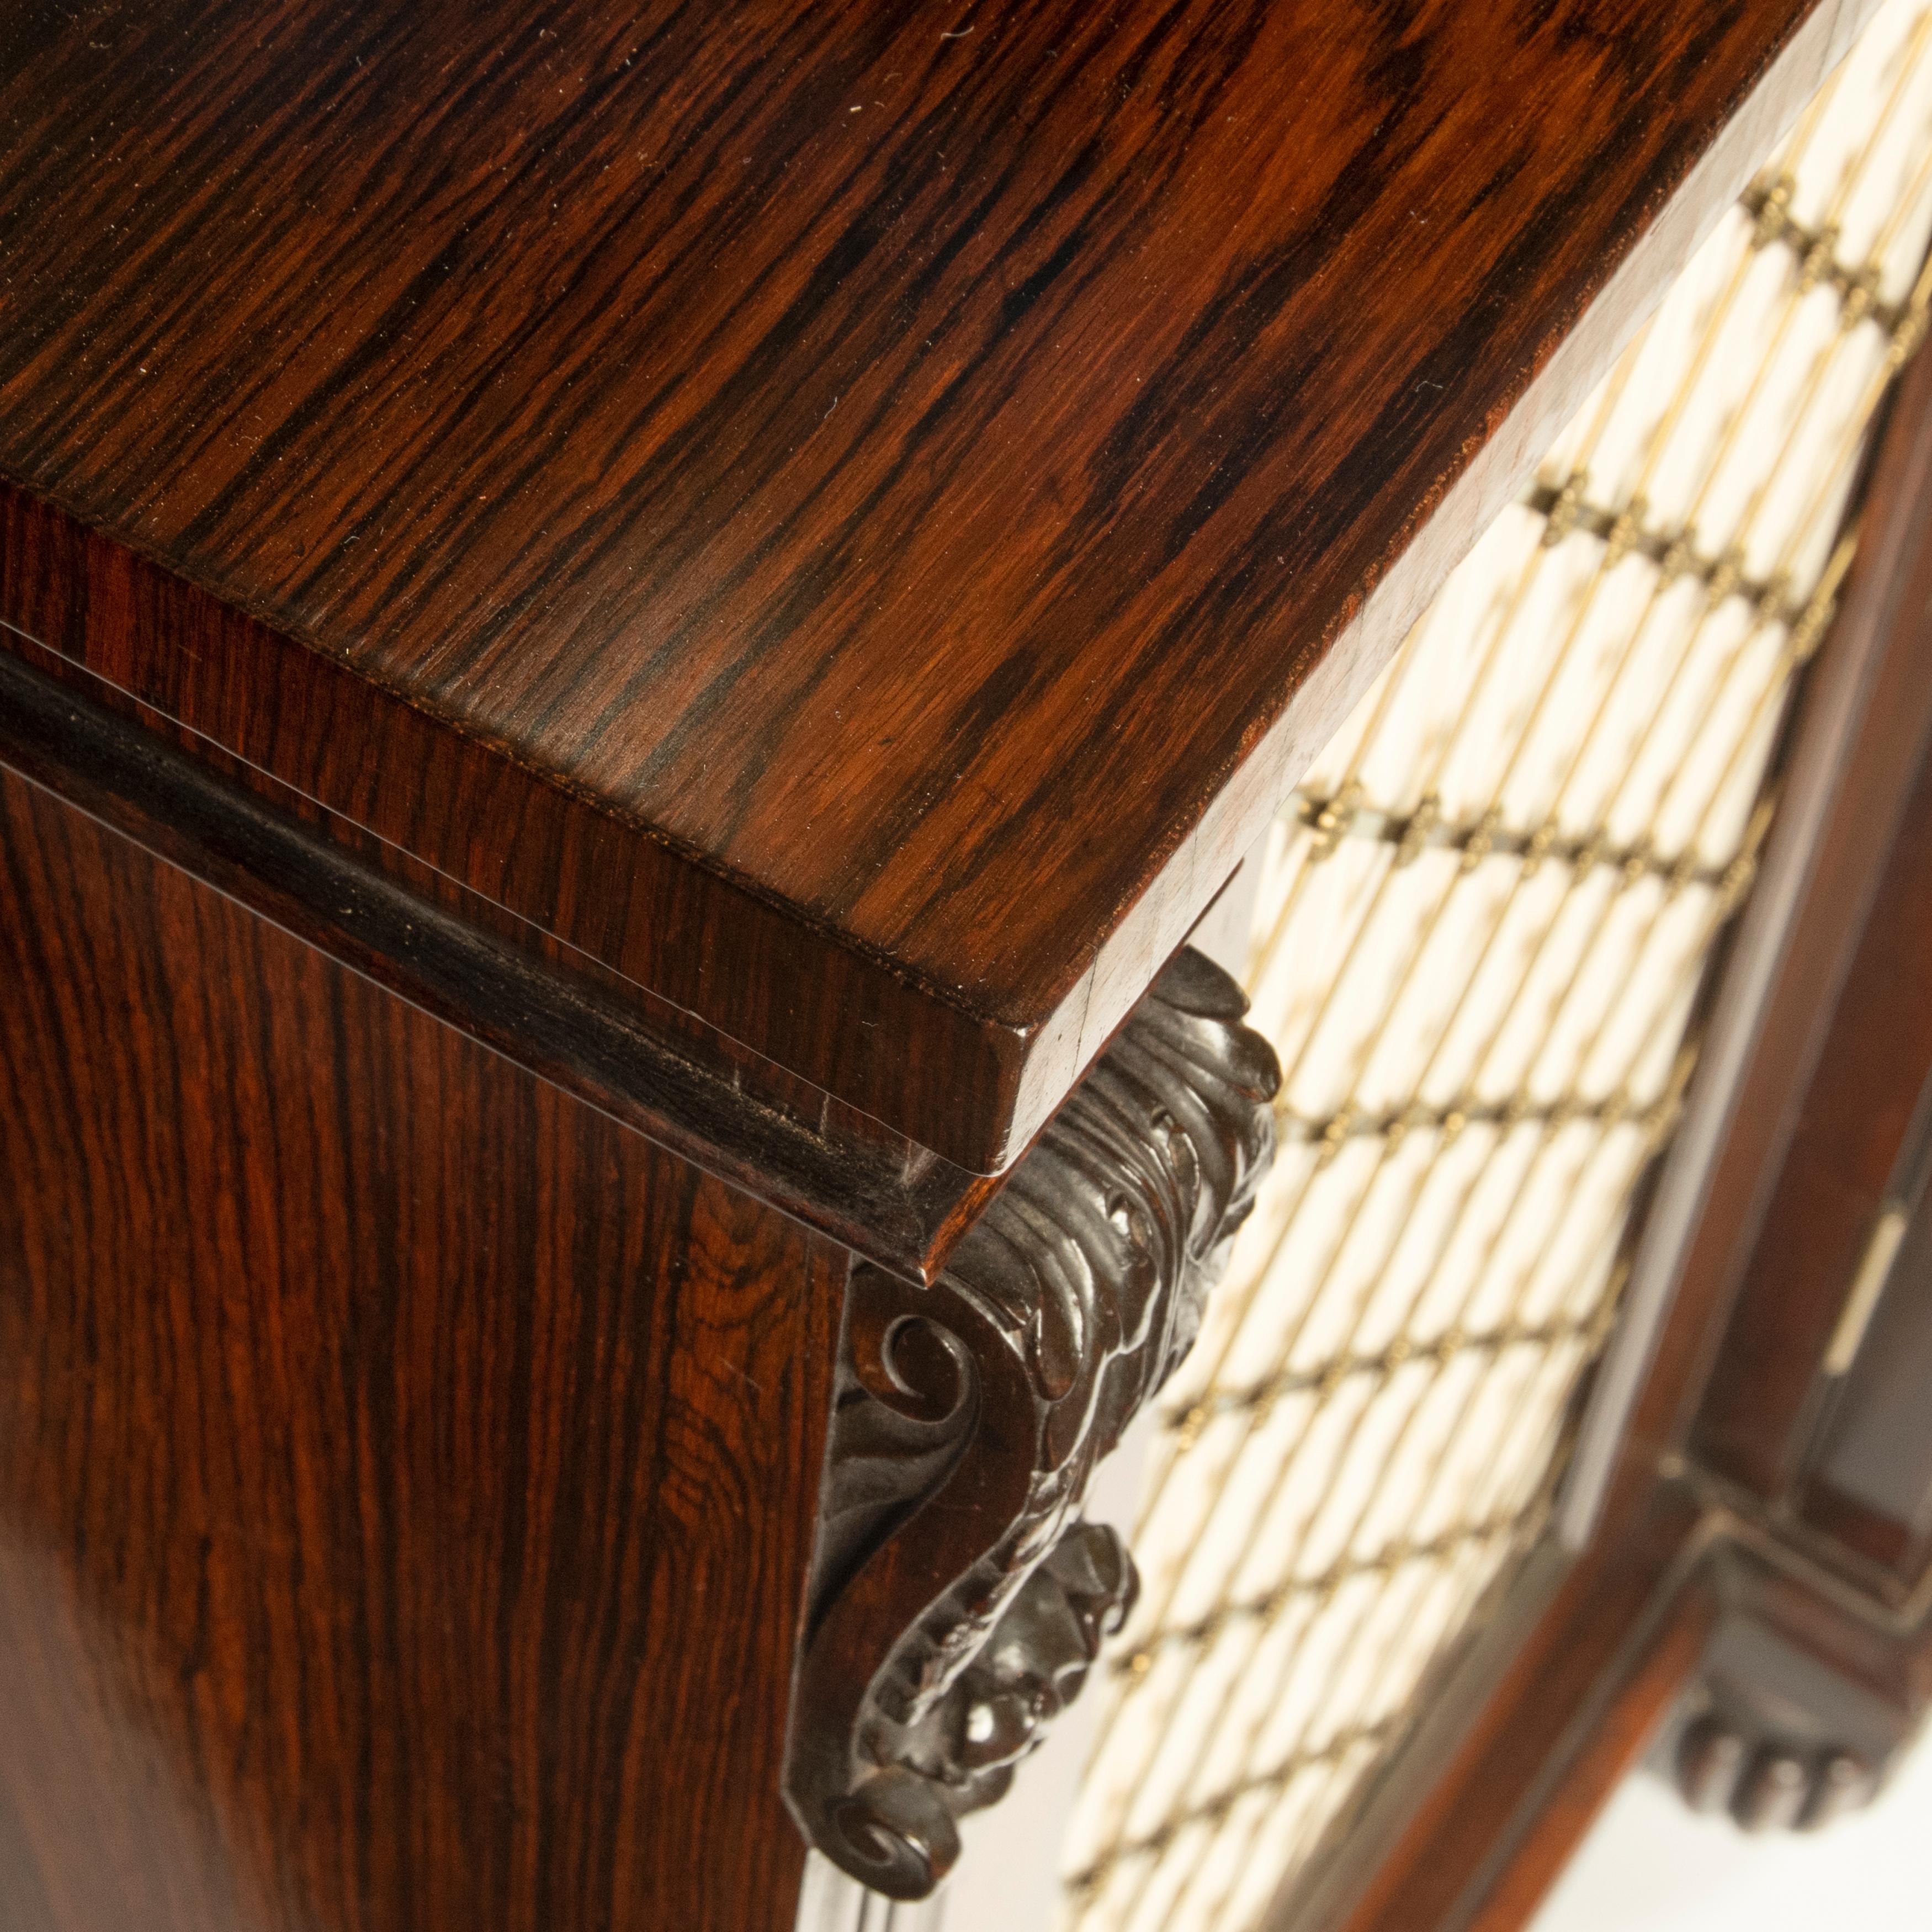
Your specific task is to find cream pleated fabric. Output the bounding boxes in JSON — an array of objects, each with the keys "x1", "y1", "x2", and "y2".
[{"x1": 1058, "y1": 7, "x2": 1932, "y2": 1930}]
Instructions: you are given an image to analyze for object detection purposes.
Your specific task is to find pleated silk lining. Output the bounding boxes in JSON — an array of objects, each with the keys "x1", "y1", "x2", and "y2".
[{"x1": 1059, "y1": 7, "x2": 1932, "y2": 1929}]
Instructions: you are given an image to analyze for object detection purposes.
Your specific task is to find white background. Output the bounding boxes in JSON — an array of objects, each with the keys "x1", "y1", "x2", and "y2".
[{"x1": 1531, "y1": 1737, "x2": 1932, "y2": 1932}]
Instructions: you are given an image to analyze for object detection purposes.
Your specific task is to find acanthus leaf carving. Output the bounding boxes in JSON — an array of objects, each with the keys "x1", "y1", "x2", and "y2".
[{"x1": 784, "y1": 946, "x2": 1281, "y2": 1898}]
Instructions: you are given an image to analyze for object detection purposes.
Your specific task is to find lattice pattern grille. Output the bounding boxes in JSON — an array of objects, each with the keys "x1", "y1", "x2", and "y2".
[{"x1": 1057, "y1": 9, "x2": 1932, "y2": 1930}]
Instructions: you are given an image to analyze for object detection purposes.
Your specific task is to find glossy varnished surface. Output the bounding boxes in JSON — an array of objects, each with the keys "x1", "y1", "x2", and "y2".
[
  {"x1": 0, "y1": 638, "x2": 996, "y2": 1283},
  {"x1": 0, "y1": 0, "x2": 1869, "y2": 1168},
  {"x1": 0, "y1": 766, "x2": 837, "y2": 1932}
]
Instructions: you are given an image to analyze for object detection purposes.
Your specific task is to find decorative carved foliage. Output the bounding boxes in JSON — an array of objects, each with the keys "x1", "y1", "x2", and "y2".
[
  {"x1": 1664, "y1": 1609, "x2": 1908, "y2": 1834},
  {"x1": 785, "y1": 946, "x2": 1280, "y2": 1898},
  {"x1": 1675, "y1": 1712, "x2": 1878, "y2": 1832}
]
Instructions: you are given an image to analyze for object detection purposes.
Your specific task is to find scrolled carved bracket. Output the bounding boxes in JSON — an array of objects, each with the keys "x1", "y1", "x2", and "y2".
[{"x1": 784, "y1": 946, "x2": 1280, "y2": 1898}]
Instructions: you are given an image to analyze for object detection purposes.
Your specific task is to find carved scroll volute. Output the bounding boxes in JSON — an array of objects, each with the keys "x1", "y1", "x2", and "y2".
[{"x1": 785, "y1": 947, "x2": 1281, "y2": 1898}]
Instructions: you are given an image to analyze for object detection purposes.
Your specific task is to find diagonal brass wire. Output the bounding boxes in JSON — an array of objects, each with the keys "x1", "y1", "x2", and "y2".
[
  {"x1": 1153, "y1": 890, "x2": 1740, "y2": 1927},
  {"x1": 1269, "y1": 1085, "x2": 1671, "y2": 1141},
  {"x1": 1169, "y1": 1301, "x2": 1627, "y2": 1440},
  {"x1": 1061, "y1": 41, "x2": 1932, "y2": 1930},
  {"x1": 1104, "y1": 174, "x2": 1831, "y2": 1717},
  {"x1": 1277, "y1": 791, "x2": 1741, "y2": 886},
  {"x1": 1086, "y1": 506, "x2": 1780, "y2": 1922},
  {"x1": 1126, "y1": 362, "x2": 1670, "y2": 1538},
  {"x1": 1153, "y1": 103, "x2": 1932, "y2": 1923},
  {"x1": 1069, "y1": 1715, "x2": 1408, "y2": 1929},
  {"x1": 1098, "y1": 494, "x2": 1600, "y2": 1715},
  {"x1": 1142, "y1": 1118, "x2": 1662, "y2": 1928},
  {"x1": 1182, "y1": 1517, "x2": 1551, "y2": 1932},
  {"x1": 1082, "y1": 847, "x2": 1678, "y2": 1908},
  {"x1": 1090, "y1": 352, "x2": 1855, "y2": 1932},
  {"x1": 1082, "y1": 298, "x2": 1801, "y2": 1901},
  {"x1": 1065, "y1": 1711, "x2": 1407, "y2": 1896},
  {"x1": 1148, "y1": 359, "x2": 1896, "y2": 1921}
]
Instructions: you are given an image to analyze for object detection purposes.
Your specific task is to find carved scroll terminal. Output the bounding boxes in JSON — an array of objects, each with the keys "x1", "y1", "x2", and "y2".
[{"x1": 784, "y1": 946, "x2": 1281, "y2": 1898}]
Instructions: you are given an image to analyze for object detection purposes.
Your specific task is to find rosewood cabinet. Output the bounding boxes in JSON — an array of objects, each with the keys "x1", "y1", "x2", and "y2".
[{"x1": 2, "y1": 3, "x2": 1929, "y2": 1931}]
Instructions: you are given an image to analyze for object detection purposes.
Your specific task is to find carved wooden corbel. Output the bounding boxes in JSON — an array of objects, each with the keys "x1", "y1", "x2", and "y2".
[
  {"x1": 784, "y1": 947, "x2": 1281, "y2": 1898},
  {"x1": 1662, "y1": 1602, "x2": 1912, "y2": 1834},
  {"x1": 1674, "y1": 1710, "x2": 1878, "y2": 1831}
]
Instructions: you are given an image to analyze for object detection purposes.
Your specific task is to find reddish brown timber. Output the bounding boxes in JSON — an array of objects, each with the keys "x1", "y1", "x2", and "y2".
[
  {"x1": 0, "y1": 0, "x2": 1878, "y2": 1171},
  {"x1": 0, "y1": 762, "x2": 840, "y2": 1932},
  {"x1": 0, "y1": 640, "x2": 997, "y2": 1285}
]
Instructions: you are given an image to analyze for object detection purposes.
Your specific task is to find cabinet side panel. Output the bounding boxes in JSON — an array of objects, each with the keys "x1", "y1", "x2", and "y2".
[{"x1": 0, "y1": 765, "x2": 834, "y2": 1932}]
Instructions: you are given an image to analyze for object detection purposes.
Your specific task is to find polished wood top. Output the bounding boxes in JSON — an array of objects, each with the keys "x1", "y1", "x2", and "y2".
[{"x1": 0, "y1": 0, "x2": 1865, "y2": 1171}]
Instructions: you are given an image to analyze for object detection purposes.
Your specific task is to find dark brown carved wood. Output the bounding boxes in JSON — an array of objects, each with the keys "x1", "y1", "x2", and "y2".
[
  {"x1": 1670, "y1": 1623, "x2": 1888, "y2": 1831},
  {"x1": 0, "y1": 0, "x2": 1875, "y2": 1172},
  {"x1": 786, "y1": 949, "x2": 1279, "y2": 1898}
]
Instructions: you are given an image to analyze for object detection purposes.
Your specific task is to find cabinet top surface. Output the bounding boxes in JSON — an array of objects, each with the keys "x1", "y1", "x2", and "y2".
[{"x1": 0, "y1": 0, "x2": 1823, "y2": 1168}]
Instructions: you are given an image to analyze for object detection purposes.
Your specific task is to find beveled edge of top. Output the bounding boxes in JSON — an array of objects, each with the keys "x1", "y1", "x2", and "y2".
[{"x1": 0, "y1": 0, "x2": 1871, "y2": 1175}]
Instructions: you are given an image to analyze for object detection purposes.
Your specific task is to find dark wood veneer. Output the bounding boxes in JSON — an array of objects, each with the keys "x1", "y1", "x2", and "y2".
[
  {"x1": 1, "y1": 5, "x2": 1920, "y2": 1925},
  {"x1": 0, "y1": 765, "x2": 838, "y2": 1932},
  {"x1": 0, "y1": 638, "x2": 996, "y2": 1285},
  {"x1": 0, "y1": 0, "x2": 1876, "y2": 1169},
  {"x1": 1696, "y1": 722, "x2": 1932, "y2": 1500}
]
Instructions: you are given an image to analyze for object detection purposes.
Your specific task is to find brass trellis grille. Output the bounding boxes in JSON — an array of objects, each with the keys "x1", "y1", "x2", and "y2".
[{"x1": 1056, "y1": 7, "x2": 1932, "y2": 1930}]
